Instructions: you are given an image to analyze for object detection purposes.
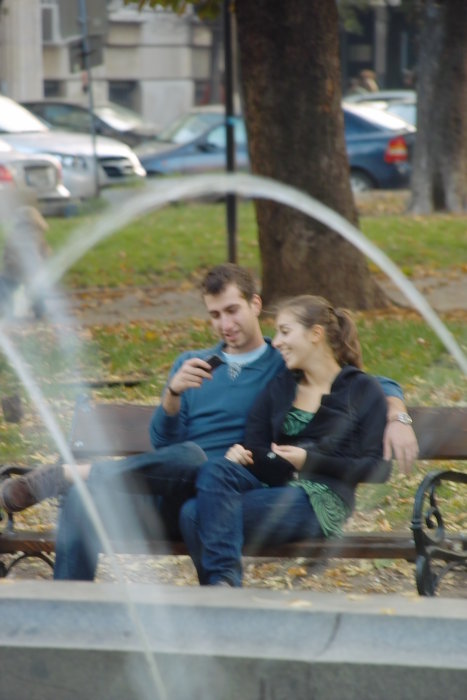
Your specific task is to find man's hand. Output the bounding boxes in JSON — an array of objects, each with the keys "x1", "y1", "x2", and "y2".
[
  {"x1": 167, "y1": 358, "x2": 214, "y2": 395},
  {"x1": 384, "y1": 396, "x2": 419, "y2": 473},
  {"x1": 163, "y1": 358, "x2": 214, "y2": 413},
  {"x1": 383, "y1": 419, "x2": 419, "y2": 474}
]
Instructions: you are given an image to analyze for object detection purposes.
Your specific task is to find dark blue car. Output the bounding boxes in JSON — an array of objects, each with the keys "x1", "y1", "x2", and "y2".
[
  {"x1": 343, "y1": 104, "x2": 415, "y2": 191},
  {"x1": 135, "y1": 104, "x2": 415, "y2": 192}
]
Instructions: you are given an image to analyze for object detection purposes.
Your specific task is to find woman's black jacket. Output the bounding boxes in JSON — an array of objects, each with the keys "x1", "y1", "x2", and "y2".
[{"x1": 244, "y1": 365, "x2": 391, "y2": 512}]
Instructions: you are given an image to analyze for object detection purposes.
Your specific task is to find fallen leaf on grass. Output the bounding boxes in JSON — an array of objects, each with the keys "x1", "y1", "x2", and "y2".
[{"x1": 288, "y1": 599, "x2": 313, "y2": 608}]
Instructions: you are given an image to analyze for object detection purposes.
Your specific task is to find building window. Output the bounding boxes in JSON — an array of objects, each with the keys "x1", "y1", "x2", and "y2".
[
  {"x1": 44, "y1": 80, "x2": 63, "y2": 97},
  {"x1": 108, "y1": 81, "x2": 138, "y2": 110}
]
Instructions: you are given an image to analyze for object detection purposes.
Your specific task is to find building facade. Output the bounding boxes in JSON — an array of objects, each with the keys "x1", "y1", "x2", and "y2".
[{"x1": 0, "y1": 0, "x2": 216, "y2": 128}]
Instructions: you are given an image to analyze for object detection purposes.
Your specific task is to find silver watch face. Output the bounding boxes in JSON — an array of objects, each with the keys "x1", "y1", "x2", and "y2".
[{"x1": 396, "y1": 412, "x2": 413, "y2": 425}]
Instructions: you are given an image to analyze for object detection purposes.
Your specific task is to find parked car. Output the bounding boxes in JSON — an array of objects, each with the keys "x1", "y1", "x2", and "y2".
[
  {"x1": 343, "y1": 104, "x2": 415, "y2": 191},
  {"x1": 0, "y1": 96, "x2": 146, "y2": 200},
  {"x1": 134, "y1": 115, "x2": 248, "y2": 175},
  {"x1": 21, "y1": 99, "x2": 160, "y2": 148},
  {"x1": 0, "y1": 139, "x2": 70, "y2": 216},
  {"x1": 155, "y1": 105, "x2": 229, "y2": 145},
  {"x1": 135, "y1": 104, "x2": 414, "y2": 192}
]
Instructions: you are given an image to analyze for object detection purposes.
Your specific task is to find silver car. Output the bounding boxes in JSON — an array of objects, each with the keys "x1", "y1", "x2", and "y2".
[
  {"x1": 0, "y1": 139, "x2": 70, "y2": 216},
  {"x1": 22, "y1": 98, "x2": 160, "y2": 148},
  {"x1": 0, "y1": 95, "x2": 146, "y2": 200}
]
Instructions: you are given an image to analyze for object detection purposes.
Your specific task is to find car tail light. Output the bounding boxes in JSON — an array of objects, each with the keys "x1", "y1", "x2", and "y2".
[
  {"x1": 0, "y1": 164, "x2": 14, "y2": 182},
  {"x1": 384, "y1": 136, "x2": 408, "y2": 163}
]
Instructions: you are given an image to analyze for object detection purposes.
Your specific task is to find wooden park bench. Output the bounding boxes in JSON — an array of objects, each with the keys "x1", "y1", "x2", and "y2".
[{"x1": 0, "y1": 398, "x2": 466, "y2": 595}]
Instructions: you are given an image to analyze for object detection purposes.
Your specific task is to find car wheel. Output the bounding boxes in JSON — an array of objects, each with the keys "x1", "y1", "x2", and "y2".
[{"x1": 350, "y1": 170, "x2": 375, "y2": 193}]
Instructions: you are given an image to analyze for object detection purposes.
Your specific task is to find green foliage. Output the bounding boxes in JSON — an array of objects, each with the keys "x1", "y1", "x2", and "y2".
[
  {"x1": 337, "y1": 0, "x2": 372, "y2": 34},
  {"x1": 337, "y1": 0, "x2": 420, "y2": 34},
  {"x1": 124, "y1": 0, "x2": 221, "y2": 20}
]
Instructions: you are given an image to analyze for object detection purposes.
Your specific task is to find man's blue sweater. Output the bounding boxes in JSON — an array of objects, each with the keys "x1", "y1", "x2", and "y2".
[{"x1": 150, "y1": 340, "x2": 284, "y2": 458}]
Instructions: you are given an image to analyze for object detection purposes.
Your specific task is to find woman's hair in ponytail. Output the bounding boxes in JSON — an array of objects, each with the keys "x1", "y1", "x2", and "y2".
[
  {"x1": 276, "y1": 295, "x2": 363, "y2": 369},
  {"x1": 333, "y1": 307, "x2": 363, "y2": 368}
]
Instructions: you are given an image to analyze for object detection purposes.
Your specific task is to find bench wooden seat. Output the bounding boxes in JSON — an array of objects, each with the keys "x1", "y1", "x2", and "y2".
[{"x1": 1, "y1": 398, "x2": 466, "y2": 594}]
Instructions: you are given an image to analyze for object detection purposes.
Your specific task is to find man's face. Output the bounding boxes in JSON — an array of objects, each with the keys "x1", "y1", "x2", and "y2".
[{"x1": 203, "y1": 283, "x2": 263, "y2": 354}]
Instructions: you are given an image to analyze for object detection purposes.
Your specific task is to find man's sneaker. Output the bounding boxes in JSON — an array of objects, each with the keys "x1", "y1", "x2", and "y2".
[{"x1": 0, "y1": 463, "x2": 69, "y2": 513}]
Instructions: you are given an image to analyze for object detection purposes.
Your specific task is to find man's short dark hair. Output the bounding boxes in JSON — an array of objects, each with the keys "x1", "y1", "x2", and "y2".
[{"x1": 201, "y1": 264, "x2": 257, "y2": 301}]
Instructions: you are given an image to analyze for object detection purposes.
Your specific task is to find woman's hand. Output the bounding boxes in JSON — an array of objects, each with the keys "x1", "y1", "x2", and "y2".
[
  {"x1": 225, "y1": 444, "x2": 254, "y2": 466},
  {"x1": 271, "y1": 443, "x2": 307, "y2": 471}
]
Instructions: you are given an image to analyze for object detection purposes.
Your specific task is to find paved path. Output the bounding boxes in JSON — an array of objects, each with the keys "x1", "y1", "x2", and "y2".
[{"x1": 378, "y1": 272, "x2": 467, "y2": 313}]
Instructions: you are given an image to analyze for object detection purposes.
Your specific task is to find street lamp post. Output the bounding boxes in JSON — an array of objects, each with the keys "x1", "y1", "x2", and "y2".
[
  {"x1": 223, "y1": 0, "x2": 237, "y2": 263},
  {"x1": 77, "y1": 0, "x2": 100, "y2": 197}
]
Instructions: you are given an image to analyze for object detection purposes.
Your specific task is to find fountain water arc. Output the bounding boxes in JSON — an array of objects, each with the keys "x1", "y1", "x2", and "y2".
[
  {"x1": 0, "y1": 336, "x2": 171, "y2": 700},
  {"x1": 36, "y1": 172, "x2": 467, "y2": 375}
]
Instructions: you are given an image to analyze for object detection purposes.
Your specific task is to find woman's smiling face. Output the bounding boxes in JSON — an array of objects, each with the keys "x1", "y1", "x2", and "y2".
[{"x1": 272, "y1": 310, "x2": 315, "y2": 370}]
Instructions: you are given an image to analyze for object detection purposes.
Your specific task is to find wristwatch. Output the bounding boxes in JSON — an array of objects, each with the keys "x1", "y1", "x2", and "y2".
[{"x1": 389, "y1": 412, "x2": 413, "y2": 425}]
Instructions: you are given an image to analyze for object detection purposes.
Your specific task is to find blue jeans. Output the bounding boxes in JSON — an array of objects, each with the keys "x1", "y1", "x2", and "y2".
[
  {"x1": 54, "y1": 441, "x2": 207, "y2": 580},
  {"x1": 179, "y1": 457, "x2": 324, "y2": 587}
]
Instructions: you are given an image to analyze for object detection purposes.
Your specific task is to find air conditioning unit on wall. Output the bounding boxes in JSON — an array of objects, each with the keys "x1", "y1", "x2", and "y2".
[{"x1": 42, "y1": 4, "x2": 61, "y2": 44}]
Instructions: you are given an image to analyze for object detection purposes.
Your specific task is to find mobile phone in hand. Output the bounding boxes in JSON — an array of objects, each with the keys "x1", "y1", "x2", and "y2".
[{"x1": 205, "y1": 354, "x2": 224, "y2": 371}]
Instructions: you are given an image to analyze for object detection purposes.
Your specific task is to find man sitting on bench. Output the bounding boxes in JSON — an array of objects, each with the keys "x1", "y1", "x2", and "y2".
[{"x1": 0, "y1": 264, "x2": 418, "y2": 581}]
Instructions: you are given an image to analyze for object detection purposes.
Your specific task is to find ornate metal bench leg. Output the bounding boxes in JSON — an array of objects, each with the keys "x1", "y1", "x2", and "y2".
[
  {"x1": 412, "y1": 468, "x2": 467, "y2": 596},
  {"x1": 415, "y1": 554, "x2": 436, "y2": 596},
  {"x1": 1, "y1": 552, "x2": 54, "y2": 577}
]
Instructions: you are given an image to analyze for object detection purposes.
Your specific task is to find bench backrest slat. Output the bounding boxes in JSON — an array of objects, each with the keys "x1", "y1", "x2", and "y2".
[
  {"x1": 69, "y1": 401, "x2": 467, "y2": 462},
  {"x1": 70, "y1": 401, "x2": 154, "y2": 458},
  {"x1": 408, "y1": 406, "x2": 467, "y2": 459}
]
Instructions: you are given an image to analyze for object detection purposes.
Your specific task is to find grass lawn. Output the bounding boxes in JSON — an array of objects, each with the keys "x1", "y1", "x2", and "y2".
[
  {"x1": 45, "y1": 199, "x2": 467, "y2": 289},
  {"x1": 0, "y1": 194, "x2": 466, "y2": 547}
]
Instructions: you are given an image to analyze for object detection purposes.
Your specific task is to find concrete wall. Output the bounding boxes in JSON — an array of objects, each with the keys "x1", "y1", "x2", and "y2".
[{"x1": 0, "y1": 582, "x2": 466, "y2": 700}]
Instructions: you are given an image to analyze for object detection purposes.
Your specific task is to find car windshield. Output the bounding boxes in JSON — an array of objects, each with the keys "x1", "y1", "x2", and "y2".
[
  {"x1": 0, "y1": 139, "x2": 12, "y2": 153},
  {"x1": 204, "y1": 119, "x2": 247, "y2": 148},
  {"x1": 344, "y1": 104, "x2": 415, "y2": 132},
  {"x1": 0, "y1": 96, "x2": 48, "y2": 134},
  {"x1": 94, "y1": 103, "x2": 147, "y2": 131},
  {"x1": 386, "y1": 102, "x2": 417, "y2": 126},
  {"x1": 157, "y1": 112, "x2": 224, "y2": 144}
]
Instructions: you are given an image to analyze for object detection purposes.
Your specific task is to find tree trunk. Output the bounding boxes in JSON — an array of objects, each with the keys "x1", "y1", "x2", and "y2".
[
  {"x1": 409, "y1": 0, "x2": 467, "y2": 213},
  {"x1": 235, "y1": 0, "x2": 387, "y2": 309},
  {"x1": 408, "y1": 0, "x2": 443, "y2": 214}
]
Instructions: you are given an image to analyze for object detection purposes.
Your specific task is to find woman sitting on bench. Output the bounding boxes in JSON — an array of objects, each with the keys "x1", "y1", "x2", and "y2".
[{"x1": 180, "y1": 294, "x2": 391, "y2": 587}]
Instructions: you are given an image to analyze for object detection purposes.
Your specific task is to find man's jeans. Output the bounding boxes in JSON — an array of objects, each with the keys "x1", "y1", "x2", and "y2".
[
  {"x1": 179, "y1": 457, "x2": 324, "y2": 587},
  {"x1": 54, "y1": 441, "x2": 206, "y2": 581}
]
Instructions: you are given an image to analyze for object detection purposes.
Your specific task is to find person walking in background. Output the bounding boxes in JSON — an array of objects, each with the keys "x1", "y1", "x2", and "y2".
[{"x1": 0, "y1": 205, "x2": 50, "y2": 319}]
